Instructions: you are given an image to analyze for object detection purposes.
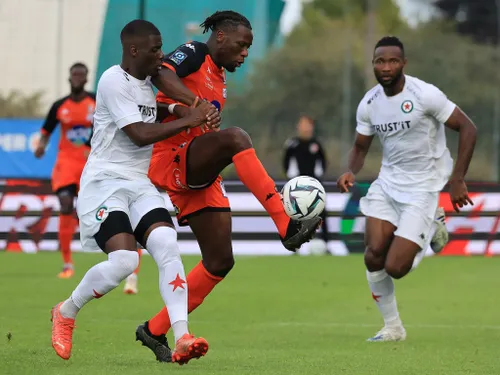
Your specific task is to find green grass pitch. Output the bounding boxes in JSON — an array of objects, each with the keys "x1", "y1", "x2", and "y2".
[{"x1": 1, "y1": 252, "x2": 499, "y2": 375}]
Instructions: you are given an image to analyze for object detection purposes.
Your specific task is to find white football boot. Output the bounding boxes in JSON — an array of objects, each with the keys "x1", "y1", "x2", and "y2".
[
  {"x1": 123, "y1": 273, "x2": 138, "y2": 295},
  {"x1": 367, "y1": 324, "x2": 407, "y2": 342},
  {"x1": 430, "y1": 207, "x2": 448, "y2": 254}
]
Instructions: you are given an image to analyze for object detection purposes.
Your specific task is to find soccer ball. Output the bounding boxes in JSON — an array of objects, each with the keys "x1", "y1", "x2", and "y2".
[
  {"x1": 308, "y1": 239, "x2": 328, "y2": 256},
  {"x1": 281, "y1": 176, "x2": 326, "y2": 221}
]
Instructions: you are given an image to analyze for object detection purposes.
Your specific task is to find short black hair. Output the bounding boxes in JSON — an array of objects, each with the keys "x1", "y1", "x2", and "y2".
[
  {"x1": 200, "y1": 10, "x2": 252, "y2": 34},
  {"x1": 120, "y1": 19, "x2": 160, "y2": 42},
  {"x1": 70, "y1": 62, "x2": 88, "y2": 73},
  {"x1": 374, "y1": 36, "x2": 405, "y2": 55}
]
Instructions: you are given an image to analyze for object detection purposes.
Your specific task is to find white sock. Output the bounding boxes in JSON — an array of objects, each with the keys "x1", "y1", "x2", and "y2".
[
  {"x1": 146, "y1": 226, "x2": 188, "y2": 342},
  {"x1": 366, "y1": 269, "x2": 402, "y2": 327},
  {"x1": 126, "y1": 273, "x2": 137, "y2": 283},
  {"x1": 60, "y1": 250, "x2": 139, "y2": 319}
]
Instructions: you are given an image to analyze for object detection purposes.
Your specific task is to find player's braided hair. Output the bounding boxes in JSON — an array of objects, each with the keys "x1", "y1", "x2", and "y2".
[{"x1": 200, "y1": 10, "x2": 252, "y2": 34}]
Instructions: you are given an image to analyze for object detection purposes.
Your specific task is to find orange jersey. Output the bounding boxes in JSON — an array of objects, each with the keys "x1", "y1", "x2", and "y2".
[
  {"x1": 155, "y1": 42, "x2": 226, "y2": 151},
  {"x1": 41, "y1": 93, "x2": 95, "y2": 162}
]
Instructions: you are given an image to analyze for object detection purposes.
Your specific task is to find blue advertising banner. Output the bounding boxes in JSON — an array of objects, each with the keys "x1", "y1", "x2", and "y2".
[{"x1": 0, "y1": 119, "x2": 59, "y2": 178}]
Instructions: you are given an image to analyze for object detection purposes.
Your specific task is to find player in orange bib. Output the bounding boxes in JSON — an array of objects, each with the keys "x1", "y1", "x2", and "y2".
[
  {"x1": 35, "y1": 63, "x2": 95, "y2": 278},
  {"x1": 134, "y1": 10, "x2": 321, "y2": 362}
]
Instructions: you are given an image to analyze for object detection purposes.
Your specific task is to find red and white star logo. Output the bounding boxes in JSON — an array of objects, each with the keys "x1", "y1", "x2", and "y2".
[
  {"x1": 371, "y1": 292, "x2": 381, "y2": 302},
  {"x1": 401, "y1": 100, "x2": 413, "y2": 113},
  {"x1": 169, "y1": 273, "x2": 186, "y2": 292},
  {"x1": 95, "y1": 206, "x2": 107, "y2": 221}
]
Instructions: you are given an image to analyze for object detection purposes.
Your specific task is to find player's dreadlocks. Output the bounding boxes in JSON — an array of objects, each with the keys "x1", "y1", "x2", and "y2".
[
  {"x1": 375, "y1": 36, "x2": 405, "y2": 56},
  {"x1": 200, "y1": 10, "x2": 252, "y2": 34}
]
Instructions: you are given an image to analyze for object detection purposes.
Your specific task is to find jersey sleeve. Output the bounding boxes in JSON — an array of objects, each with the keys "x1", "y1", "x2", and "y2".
[
  {"x1": 355, "y1": 99, "x2": 374, "y2": 136},
  {"x1": 162, "y1": 42, "x2": 207, "y2": 78},
  {"x1": 421, "y1": 84, "x2": 456, "y2": 124},
  {"x1": 40, "y1": 99, "x2": 63, "y2": 136},
  {"x1": 99, "y1": 74, "x2": 142, "y2": 129}
]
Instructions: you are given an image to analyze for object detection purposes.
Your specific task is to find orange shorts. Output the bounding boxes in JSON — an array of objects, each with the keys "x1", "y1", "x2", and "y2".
[
  {"x1": 52, "y1": 157, "x2": 86, "y2": 193},
  {"x1": 148, "y1": 140, "x2": 230, "y2": 226}
]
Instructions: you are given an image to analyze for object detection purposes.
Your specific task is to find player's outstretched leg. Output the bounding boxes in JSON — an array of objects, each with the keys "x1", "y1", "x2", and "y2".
[
  {"x1": 124, "y1": 248, "x2": 142, "y2": 294},
  {"x1": 364, "y1": 217, "x2": 406, "y2": 342},
  {"x1": 137, "y1": 212, "x2": 230, "y2": 361},
  {"x1": 51, "y1": 248, "x2": 139, "y2": 359},
  {"x1": 187, "y1": 128, "x2": 321, "y2": 250}
]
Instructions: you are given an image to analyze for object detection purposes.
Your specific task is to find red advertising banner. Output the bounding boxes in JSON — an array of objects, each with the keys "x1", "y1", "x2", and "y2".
[{"x1": 0, "y1": 179, "x2": 499, "y2": 256}]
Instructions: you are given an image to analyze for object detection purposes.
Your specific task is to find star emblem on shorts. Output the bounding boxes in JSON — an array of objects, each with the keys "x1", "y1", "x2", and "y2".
[
  {"x1": 169, "y1": 273, "x2": 186, "y2": 292},
  {"x1": 173, "y1": 155, "x2": 180, "y2": 164}
]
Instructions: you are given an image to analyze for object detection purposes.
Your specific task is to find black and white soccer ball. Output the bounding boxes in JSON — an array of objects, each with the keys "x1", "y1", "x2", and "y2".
[{"x1": 281, "y1": 176, "x2": 326, "y2": 221}]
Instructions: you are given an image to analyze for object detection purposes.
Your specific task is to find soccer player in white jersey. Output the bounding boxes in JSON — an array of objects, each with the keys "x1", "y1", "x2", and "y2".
[
  {"x1": 337, "y1": 36, "x2": 477, "y2": 342},
  {"x1": 50, "y1": 20, "x2": 220, "y2": 364}
]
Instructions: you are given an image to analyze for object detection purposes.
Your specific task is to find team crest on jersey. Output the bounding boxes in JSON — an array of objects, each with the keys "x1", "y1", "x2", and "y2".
[
  {"x1": 401, "y1": 100, "x2": 414, "y2": 114},
  {"x1": 95, "y1": 206, "x2": 108, "y2": 222},
  {"x1": 169, "y1": 50, "x2": 188, "y2": 65}
]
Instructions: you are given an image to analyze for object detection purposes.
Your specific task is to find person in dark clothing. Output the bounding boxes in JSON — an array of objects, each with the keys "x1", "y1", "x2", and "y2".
[{"x1": 283, "y1": 115, "x2": 329, "y2": 247}]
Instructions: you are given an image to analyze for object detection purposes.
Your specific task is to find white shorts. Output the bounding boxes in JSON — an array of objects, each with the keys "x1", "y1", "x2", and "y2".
[
  {"x1": 359, "y1": 179, "x2": 438, "y2": 248},
  {"x1": 77, "y1": 177, "x2": 168, "y2": 252}
]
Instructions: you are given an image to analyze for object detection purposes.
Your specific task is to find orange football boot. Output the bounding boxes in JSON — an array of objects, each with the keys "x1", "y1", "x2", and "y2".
[
  {"x1": 171, "y1": 334, "x2": 209, "y2": 365},
  {"x1": 51, "y1": 302, "x2": 75, "y2": 360}
]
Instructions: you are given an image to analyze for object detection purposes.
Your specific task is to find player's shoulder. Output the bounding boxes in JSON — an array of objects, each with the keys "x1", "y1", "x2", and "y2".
[
  {"x1": 51, "y1": 94, "x2": 71, "y2": 108},
  {"x1": 85, "y1": 91, "x2": 96, "y2": 101},
  {"x1": 284, "y1": 137, "x2": 299, "y2": 149},
  {"x1": 98, "y1": 65, "x2": 133, "y2": 92},
  {"x1": 163, "y1": 41, "x2": 209, "y2": 72},
  {"x1": 361, "y1": 84, "x2": 383, "y2": 106},
  {"x1": 405, "y1": 75, "x2": 447, "y2": 102}
]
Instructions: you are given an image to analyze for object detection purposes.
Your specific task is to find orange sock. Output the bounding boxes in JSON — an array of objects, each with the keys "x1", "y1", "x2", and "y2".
[
  {"x1": 134, "y1": 249, "x2": 142, "y2": 275},
  {"x1": 148, "y1": 261, "x2": 223, "y2": 336},
  {"x1": 233, "y1": 148, "x2": 290, "y2": 237},
  {"x1": 58, "y1": 214, "x2": 76, "y2": 265}
]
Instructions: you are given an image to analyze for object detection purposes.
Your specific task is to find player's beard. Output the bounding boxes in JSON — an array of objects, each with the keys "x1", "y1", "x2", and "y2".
[{"x1": 377, "y1": 69, "x2": 403, "y2": 88}]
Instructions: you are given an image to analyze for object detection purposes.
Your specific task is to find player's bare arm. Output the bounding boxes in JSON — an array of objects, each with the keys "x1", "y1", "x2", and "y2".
[
  {"x1": 337, "y1": 133, "x2": 374, "y2": 193},
  {"x1": 444, "y1": 106, "x2": 477, "y2": 212},
  {"x1": 122, "y1": 102, "x2": 217, "y2": 147},
  {"x1": 152, "y1": 68, "x2": 198, "y2": 107}
]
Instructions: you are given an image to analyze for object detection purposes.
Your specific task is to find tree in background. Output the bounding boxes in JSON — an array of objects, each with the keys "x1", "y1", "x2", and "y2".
[
  {"x1": 434, "y1": 0, "x2": 500, "y2": 44},
  {"x1": 224, "y1": 0, "x2": 499, "y2": 180},
  {"x1": 0, "y1": 91, "x2": 44, "y2": 118}
]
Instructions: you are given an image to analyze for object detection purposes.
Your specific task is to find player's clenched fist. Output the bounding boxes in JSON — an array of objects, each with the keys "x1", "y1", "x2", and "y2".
[{"x1": 337, "y1": 171, "x2": 355, "y2": 193}]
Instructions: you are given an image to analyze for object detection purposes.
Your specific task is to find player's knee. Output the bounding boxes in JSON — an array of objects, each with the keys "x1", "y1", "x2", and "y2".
[
  {"x1": 110, "y1": 249, "x2": 140, "y2": 276},
  {"x1": 364, "y1": 245, "x2": 386, "y2": 271},
  {"x1": 221, "y1": 127, "x2": 252, "y2": 154},
  {"x1": 384, "y1": 260, "x2": 411, "y2": 280},
  {"x1": 146, "y1": 226, "x2": 181, "y2": 266},
  {"x1": 203, "y1": 253, "x2": 235, "y2": 278}
]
